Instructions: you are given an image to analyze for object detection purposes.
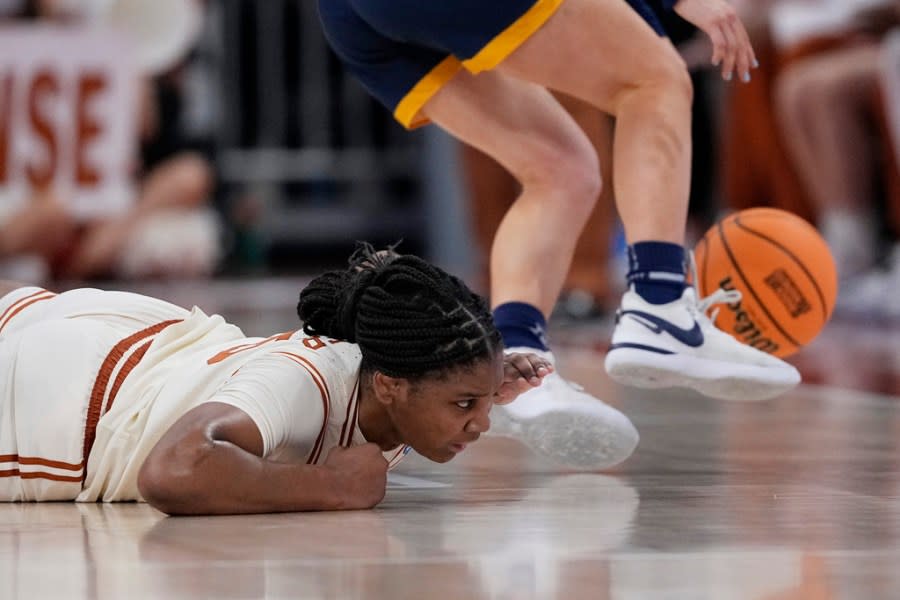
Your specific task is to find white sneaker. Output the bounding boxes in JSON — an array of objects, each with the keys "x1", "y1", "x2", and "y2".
[
  {"x1": 604, "y1": 285, "x2": 801, "y2": 401},
  {"x1": 489, "y1": 348, "x2": 639, "y2": 471}
]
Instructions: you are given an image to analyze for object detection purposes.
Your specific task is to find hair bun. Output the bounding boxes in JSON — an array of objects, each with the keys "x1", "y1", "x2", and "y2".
[
  {"x1": 297, "y1": 243, "x2": 399, "y2": 342},
  {"x1": 336, "y1": 268, "x2": 376, "y2": 343}
]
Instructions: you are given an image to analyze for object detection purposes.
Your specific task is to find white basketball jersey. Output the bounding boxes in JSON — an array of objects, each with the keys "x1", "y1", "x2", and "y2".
[
  {"x1": 0, "y1": 287, "x2": 409, "y2": 502},
  {"x1": 82, "y1": 315, "x2": 410, "y2": 502}
]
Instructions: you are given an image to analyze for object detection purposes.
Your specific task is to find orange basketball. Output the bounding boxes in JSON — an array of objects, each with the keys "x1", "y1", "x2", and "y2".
[{"x1": 693, "y1": 208, "x2": 838, "y2": 358}]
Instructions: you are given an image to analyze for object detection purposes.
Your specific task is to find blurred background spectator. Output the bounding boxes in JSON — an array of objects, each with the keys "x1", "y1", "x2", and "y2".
[
  {"x1": 0, "y1": 0, "x2": 219, "y2": 282},
  {"x1": 722, "y1": 0, "x2": 900, "y2": 318},
  {"x1": 771, "y1": 0, "x2": 900, "y2": 318}
]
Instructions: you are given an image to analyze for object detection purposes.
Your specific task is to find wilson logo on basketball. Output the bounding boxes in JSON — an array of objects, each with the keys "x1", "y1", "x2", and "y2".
[
  {"x1": 719, "y1": 277, "x2": 780, "y2": 355},
  {"x1": 763, "y1": 269, "x2": 811, "y2": 318}
]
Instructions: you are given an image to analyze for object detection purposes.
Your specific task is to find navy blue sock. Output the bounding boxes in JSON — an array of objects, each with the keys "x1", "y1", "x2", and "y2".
[
  {"x1": 492, "y1": 302, "x2": 549, "y2": 351},
  {"x1": 627, "y1": 241, "x2": 687, "y2": 304}
]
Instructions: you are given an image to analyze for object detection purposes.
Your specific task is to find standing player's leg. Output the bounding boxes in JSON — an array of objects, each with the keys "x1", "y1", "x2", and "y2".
[
  {"x1": 426, "y1": 72, "x2": 600, "y2": 317},
  {"x1": 423, "y1": 70, "x2": 639, "y2": 469},
  {"x1": 319, "y1": 0, "x2": 795, "y2": 408},
  {"x1": 556, "y1": 94, "x2": 617, "y2": 316},
  {"x1": 497, "y1": 0, "x2": 693, "y2": 248},
  {"x1": 480, "y1": 0, "x2": 799, "y2": 399}
]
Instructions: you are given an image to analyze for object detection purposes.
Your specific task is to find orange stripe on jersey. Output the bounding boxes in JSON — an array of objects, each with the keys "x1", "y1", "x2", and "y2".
[
  {"x1": 0, "y1": 290, "x2": 55, "y2": 333},
  {"x1": 207, "y1": 331, "x2": 295, "y2": 365},
  {"x1": 343, "y1": 380, "x2": 361, "y2": 448},
  {"x1": 82, "y1": 319, "x2": 181, "y2": 479},
  {"x1": 0, "y1": 469, "x2": 83, "y2": 483},
  {"x1": 104, "y1": 340, "x2": 152, "y2": 414},
  {"x1": 0, "y1": 289, "x2": 50, "y2": 324},
  {"x1": 350, "y1": 392, "x2": 361, "y2": 445},
  {"x1": 275, "y1": 352, "x2": 331, "y2": 463},
  {"x1": 0, "y1": 455, "x2": 85, "y2": 485},
  {"x1": 387, "y1": 445, "x2": 410, "y2": 470},
  {"x1": 274, "y1": 351, "x2": 331, "y2": 464},
  {"x1": 339, "y1": 379, "x2": 359, "y2": 447},
  {"x1": 15, "y1": 455, "x2": 84, "y2": 471},
  {"x1": 20, "y1": 471, "x2": 83, "y2": 482}
]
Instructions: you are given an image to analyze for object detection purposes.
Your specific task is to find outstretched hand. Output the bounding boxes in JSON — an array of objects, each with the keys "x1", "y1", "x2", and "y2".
[
  {"x1": 495, "y1": 352, "x2": 554, "y2": 405},
  {"x1": 674, "y1": 0, "x2": 758, "y2": 83}
]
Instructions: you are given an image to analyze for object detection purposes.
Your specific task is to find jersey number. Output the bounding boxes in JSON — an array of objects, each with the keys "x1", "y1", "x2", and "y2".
[{"x1": 207, "y1": 332, "x2": 338, "y2": 365}]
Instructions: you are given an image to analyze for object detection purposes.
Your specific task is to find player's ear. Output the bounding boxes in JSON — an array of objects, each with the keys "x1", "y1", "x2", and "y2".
[{"x1": 372, "y1": 371, "x2": 409, "y2": 406}]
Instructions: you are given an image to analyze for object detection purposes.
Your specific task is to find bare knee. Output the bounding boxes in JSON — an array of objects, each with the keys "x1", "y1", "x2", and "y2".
[
  {"x1": 657, "y1": 52, "x2": 694, "y2": 107},
  {"x1": 608, "y1": 50, "x2": 693, "y2": 170},
  {"x1": 515, "y1": 137, "x2": 602, "y2": 218},
  {"x1": 613, "y1": 47, "x2": 693, "y2": 115}
]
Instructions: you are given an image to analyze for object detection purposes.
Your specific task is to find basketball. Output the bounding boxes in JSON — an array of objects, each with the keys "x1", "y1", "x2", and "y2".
[{"x1": 693, "y1": 208, "x2": 838, "y2": 358}]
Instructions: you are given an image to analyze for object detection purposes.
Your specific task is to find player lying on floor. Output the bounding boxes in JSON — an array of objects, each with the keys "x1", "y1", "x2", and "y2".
[{"x1": 0, "y1": 244, "x2": 631, "y2": 515}]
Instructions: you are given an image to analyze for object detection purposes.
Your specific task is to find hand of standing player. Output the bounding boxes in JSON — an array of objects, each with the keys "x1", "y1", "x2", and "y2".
[
  {"x1": 674, "y1": 0, "x2": 758, "y2": 83},
  {"x1": 495, "y1": 352, "x2": 554, "y2": 405},
  {"x1": 321, "y1": 443, "x2": 389, "y2": 509}
]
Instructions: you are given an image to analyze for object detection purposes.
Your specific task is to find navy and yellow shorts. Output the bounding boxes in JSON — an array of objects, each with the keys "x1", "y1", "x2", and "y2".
[{"x1": 317, "y1": 0, "x2": 565, "y2": 129}]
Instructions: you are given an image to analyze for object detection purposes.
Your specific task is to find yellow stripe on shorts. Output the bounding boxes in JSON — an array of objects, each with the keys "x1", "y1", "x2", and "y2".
[
  {"x1": 463, "y1": 0, "x2": 566, "y2": 74},
  {"x1": 393, "y1": 0, "x2": 565, "y2": 129},
  {"x1": 394, "y1": 56, "x2": 463, "y2": 129}
]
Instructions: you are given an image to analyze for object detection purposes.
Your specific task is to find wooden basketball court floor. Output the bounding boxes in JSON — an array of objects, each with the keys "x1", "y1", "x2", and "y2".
[{"x1": 3, "y1": 279, "x2": 899, "y2": 600}]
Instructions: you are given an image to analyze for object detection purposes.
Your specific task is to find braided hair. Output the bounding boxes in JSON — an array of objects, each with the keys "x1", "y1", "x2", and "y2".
[{"x1": 297, "y1": 243, "x2": 502, "y2": 378}]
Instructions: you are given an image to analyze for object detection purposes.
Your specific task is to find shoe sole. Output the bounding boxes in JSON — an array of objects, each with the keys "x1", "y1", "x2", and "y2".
[
  {"x1": 491, "y1": 405, "x2": 639, "y2": 471},
  {"x1": 604, "y1": 348, "x2": 800, "y2": 401}
]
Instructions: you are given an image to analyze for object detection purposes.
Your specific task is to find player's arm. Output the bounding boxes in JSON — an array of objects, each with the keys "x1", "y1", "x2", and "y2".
[{"x1": 137, "y1": 402, "x2": 388, "y2": 516}]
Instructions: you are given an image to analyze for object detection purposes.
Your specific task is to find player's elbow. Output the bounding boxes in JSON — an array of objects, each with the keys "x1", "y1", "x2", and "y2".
[
  {"x1": 137, "y1": 465, "x2": 175, "y2": 514},
  {"x1": 138, "y1": 441, "x2": 214, "y2": 515}
]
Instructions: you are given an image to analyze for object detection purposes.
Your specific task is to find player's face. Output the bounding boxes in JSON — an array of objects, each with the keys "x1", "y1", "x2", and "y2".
[{"x1": 394, "y1": 352, "x2": 504, "y2": 463}]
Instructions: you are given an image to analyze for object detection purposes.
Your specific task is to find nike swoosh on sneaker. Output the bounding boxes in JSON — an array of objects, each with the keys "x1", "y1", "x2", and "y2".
[{"x1": 621, "y1": 310, "x2": 704, "y2": 347}]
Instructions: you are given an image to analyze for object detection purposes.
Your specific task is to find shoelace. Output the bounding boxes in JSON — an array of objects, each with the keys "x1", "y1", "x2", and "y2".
[
  {"x1": 687, "y1": 251, "x2": 742, "y2": 326},
  {"x1": 695, "y1": 287, "x2": 742, "y2": 325}
]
